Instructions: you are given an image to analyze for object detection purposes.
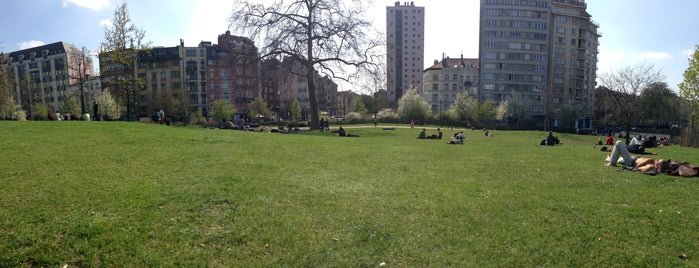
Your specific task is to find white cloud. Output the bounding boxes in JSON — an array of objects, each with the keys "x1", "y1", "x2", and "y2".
[
  {"x1": 682, "y1": 49, "x2": 695, "y2": 57},
  {"x1": 637, "y1": 51, "x2": 672, "y2": 60},
  {"x1": 180, "y1": 1, "x2": 231, "y2": 46},
  {"x1": 596, "y1": 46, "x2": 626, "y2": 73},
  {"x1": 17, "y1": 40, "x2": 46, "y2": 49},
  {"x1": 62, "y1": 0, "x2": 110, "y2": 10},
  {"x1": 99, "y1": 19, "x2": 112, "y2": 28}
]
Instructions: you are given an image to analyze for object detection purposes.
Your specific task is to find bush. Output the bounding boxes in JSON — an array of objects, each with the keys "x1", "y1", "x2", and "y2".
[
  {"x1": 189, "y1": 108, "x2": 208, "y2": 126},
  {"x1": 377, "y1": 108, "x2": 397, "y2": 121},
  {"x1": 343, "y1": 112, "x2": 364, "y2": 124}
]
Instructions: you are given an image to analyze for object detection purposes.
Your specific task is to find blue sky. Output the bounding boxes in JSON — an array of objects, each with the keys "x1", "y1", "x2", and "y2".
[{"x1": 1, "y1": 0, "x2": 697, "y2": 92}]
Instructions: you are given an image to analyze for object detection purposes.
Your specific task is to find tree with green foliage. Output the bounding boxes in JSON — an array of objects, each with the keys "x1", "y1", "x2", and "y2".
[
  {"x1": 397, "y1": 87, "x2": 429, "y2": 123},
  {"x1": 679, "y1": 44, "x2": 699, "y2": 125},
  {"x1": 495, "y1": 100, "x2": 508, "y2": 121},
  {"x1": 31, "y1": 104, "x2": 48, "y2": 121},
  {"x1": 559, "y1": 103, "x2": 581, "y2": 129},
  {"x1": 249, "y1": 98, "x2": 272, "y2": 118},
  {"x1": 639, "y1": 82, "x2": 685, "y2": 128},
  {"x1": 99, "y1": 1, "x2": 150, "y2": 121},
  {"x1": 349, "y1": 97, "x2": 369, "y2": 118},
  {"x1": 210, "y1": 99, "x2": 236, "y2": 123},
  {"x1": 97, "y1": 90, "x2": 120, "y2": 120},
  {"x1": 230, "y1": 0, "x2": 382, "y2": 130},
  {"x1": 189, "y1": 107, "x2": 207, "y2": 126},
  {"x1": 61, "y1": 96, "x2": 81, "y2": 120},
  {"x1": 153, "y1": 90, "x2": 180, "y2": 119},
  {"x1": 478, "y1": 99, "x2": 497, "y2": 123},
  {"x1": 449, "y1": 92, "x2": 477, "y2": 122},
  {"x1": 505, "y1": 95, "x2": 531, "y2": 127},
  {"x1": 436, "y1": 111, "x2": 455, "y2": 127},
  {"x1": 291, "y1": 99, "x2": 301, "y2": 122}
]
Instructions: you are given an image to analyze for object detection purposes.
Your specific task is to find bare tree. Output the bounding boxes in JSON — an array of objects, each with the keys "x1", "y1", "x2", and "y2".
[
  {"x1": 230, "y1": 0, "x2": 383, "y2": 129},
  {"x1": 67, "y1": 46, "x2": 93, "y2": 115},
  {"x1": 99, "y1": 1, "x2": 149, "y2": 121},
  {"x1": 0, "y1": 52, "x2": 22, "y2": 119},
  {"x1": 598, "y1": 63, "x2": 666, "y2": 143}
]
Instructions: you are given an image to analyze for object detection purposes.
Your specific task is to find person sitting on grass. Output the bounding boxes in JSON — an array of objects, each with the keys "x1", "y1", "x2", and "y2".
[
  {"x1": 604, "y1": 140, "x2": 669, "y2": 173},
  {"x1": 605, "y1": 135, "x2": 614, "y2": 145},
  {"x1": 417, "y1": 128, "x2": 426, "y2": 139},
  {"x1": 337, "y1": 126, "x2": 359, "y2": 137}
]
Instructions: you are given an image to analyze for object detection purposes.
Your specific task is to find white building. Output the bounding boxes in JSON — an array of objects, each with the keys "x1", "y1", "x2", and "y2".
[
  {"x1": 7, "y1": 41, "x2": 95, "y2": 117},
  {"x1": 422, "y1": 55, "x2": 479, "y2": 114}
]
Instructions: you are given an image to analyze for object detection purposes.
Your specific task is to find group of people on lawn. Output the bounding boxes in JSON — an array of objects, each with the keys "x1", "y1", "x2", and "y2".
[
  {"x1": 415, "y1": 128, "x2": 492, "y2": 144},
  {"x1": 603, "y1": 137, "x2": 698, "y2": 177}
]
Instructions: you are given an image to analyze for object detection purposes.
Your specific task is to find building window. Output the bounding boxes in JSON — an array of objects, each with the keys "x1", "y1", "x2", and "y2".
[
  {"x1": 432, "y1": 84, "x2": 438, "y2": 91},
  {"x1": 186, "y1": 49, "x2": 196, "y2": 57}
]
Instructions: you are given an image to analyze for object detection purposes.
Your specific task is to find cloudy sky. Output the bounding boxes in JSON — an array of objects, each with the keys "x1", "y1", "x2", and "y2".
[{"x1": 1, "y1": 0, "x2": 697, "y2": 92}]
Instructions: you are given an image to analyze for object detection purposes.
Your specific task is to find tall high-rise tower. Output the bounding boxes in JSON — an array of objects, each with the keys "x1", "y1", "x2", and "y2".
[
  {"x1": 386, "y1": 1, "x2": 425, "y2": 107},
  {"x1": 478, "y1": 0, "x2": 599, "y2": 129}
]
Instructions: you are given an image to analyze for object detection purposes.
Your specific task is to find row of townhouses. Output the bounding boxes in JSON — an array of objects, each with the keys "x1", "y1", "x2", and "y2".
[
  {"x1": 98, "y1": 30, "x2": 341, "y2": 121},
  {"x1": 2, "y1": 31, "x2": 340, "y2": 121}
]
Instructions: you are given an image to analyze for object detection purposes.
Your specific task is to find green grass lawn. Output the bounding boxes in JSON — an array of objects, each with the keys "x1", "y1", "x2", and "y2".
[{"x1": 1, "y1": 121, "x2": 698, "y2": 267}]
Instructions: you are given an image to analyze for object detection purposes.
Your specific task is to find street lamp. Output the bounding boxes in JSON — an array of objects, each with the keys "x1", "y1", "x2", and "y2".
[
  {"x1": 692, "y1": 109, "x2": 696, "y2": 147},
  {"x1": 277, "y1": 91, "x2": 281, "y2": 125}
]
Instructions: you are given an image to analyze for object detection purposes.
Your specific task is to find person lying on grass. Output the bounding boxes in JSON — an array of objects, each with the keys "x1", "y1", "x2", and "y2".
[{"x1": 604, "y1": 140, "x2": 669, "y2": 173}]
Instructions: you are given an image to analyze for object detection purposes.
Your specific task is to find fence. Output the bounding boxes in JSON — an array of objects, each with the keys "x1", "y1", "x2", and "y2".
[{"x1": 679, "y1": 126, "x2": 699, "y2": 148}]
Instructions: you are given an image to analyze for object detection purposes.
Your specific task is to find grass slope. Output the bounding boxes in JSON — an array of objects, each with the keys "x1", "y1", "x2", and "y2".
[{"x1": 1, "y1": 121, "x2": 698, "y2": 267}]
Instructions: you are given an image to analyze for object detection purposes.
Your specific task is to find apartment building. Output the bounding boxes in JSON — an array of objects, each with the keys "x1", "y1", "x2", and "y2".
[
  {"x1": 549, "y1": 0, "x2": 599, "y2": 129},
  {"x1": 7, "y1": 41, "x2": 94, "y2": 117},
  {"x1": 260, "y1": 58, "x2": 284, "y2": 119},
  {"x1": 422, "y1": 55, "x2": 479, "y2": 114},
  {"x1": 100, "y1": 40, "x2": 208, "y2": 120},
  {"x1": 386, "y1": 1, "x2": 425, "y2": 107},
  {"x1": 478, "y1": 0, "x2": 599, "y2": 129},
  {"x1": 208, "y1": 31, "x2": 260, "y2": 116}
]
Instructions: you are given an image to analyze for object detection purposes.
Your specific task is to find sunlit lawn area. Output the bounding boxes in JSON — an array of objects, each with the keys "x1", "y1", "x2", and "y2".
[{"x1": 1, "y1": 121, "x2": 698, "y2": 267}]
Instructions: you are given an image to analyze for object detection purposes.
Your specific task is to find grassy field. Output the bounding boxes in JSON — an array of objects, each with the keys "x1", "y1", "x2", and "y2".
[{"x1": 1, "y1": 121, "x2": 698, "y2": 267}]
